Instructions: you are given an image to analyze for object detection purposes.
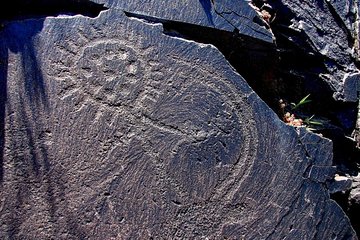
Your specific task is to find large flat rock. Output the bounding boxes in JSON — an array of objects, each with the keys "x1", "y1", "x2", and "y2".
[{"x1": 0, "y1": 7, "x2": 357, "y2": 240}]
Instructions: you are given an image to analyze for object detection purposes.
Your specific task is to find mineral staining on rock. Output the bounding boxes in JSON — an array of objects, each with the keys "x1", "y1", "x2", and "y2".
[{"x1": 0, "y1": 2, "x2": 357, "y2": 240}]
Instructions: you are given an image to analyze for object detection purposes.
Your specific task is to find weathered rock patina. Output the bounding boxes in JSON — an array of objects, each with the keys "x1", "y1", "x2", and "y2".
[{"x1": 0, "y1": 1, "x2": 357, "y2": 239}]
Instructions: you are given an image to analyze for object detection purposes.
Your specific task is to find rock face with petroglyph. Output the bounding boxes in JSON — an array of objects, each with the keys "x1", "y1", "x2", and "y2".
[{"x1": 0, "y1": 2, "x2": 357, "y2": 240}]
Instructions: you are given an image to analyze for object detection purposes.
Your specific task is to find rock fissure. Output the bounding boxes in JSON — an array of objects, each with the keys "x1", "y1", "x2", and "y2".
[
  {"x1": 126, "y1": 2, "x2": 358, "y2": 191},
  {"x1": 125, "y1": 0, "x2": 358, "y2": 196},
  {"x1": 123, "y1": 9, "x2": 277, "y2": 109},
  {"x1": 0, "y1": 0, "x2": 359, "y2": 238},
  {"x1": 212, "y1": 8, "x2": 271, "y2": 39}
]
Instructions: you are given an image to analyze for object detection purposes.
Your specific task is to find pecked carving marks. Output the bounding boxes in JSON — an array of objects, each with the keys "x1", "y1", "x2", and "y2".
[
  {"x1": 77, "y1": 40, "x2": 143, "y2": 106},
  {"x1": 37, "y1": 12, "x2": 281, "y2": 237},
  {"x1": 45, "y1": 47, "x2": 254, "y2": 237},
  {"x1": 67, "y1": 34, "x2": 259, "y2": 232},
  {"x1": 75, "y1": 37, "x2": 258, "y2": 199},
  {"x1": 145, "y1": 84, "x2": 253, "y2": 195},
  {"x1": 1, "y1": 7, "x2": 357, "y2": 240}
]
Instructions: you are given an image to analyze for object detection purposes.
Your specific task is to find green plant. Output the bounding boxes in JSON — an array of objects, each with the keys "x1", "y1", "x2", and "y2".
[
  {"x1": 280, "y1": 94, "x2": 323, "y2": 130},
  {"x1": 290, "y1": 94, "x2": 312, "y2": 110},
  {"x1": 303, "y1": 115, "x2": 322, "y2": 126},
  {"x1": 303, "y1": 115, "x2": 323, "y2": 131}
]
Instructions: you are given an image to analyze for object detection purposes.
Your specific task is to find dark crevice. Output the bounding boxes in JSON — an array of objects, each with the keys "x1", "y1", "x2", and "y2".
[
  {"x1": 124, "y1": 11, "x2": 277, "y2": 110},
  {"x1": 124, "y1": 9, "x2": 357, "y2": 139},
  {"x1": 255, "y1": 1, "x2": 359, "y2": 237},
  {"x1": 124, "y1": 9, "x2": 359, "y2": 168},
  {"x1": 126, "y1": 4, "x2": 360, "y2": 235},
  {"x1": 0, "y1": 0, "x2": 357, "y2": 237},
  {"x1": 0, "y1": 0, "x2": 108, "y2": 22},
  {"x1": 254, "y1": 0, "x2": 358, "y2": 170}
]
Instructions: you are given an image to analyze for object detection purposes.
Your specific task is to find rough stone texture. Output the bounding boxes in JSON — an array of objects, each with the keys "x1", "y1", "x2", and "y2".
[
  {"x1": 328, "y1": 175, "x2": 353, "y2": 194},
  {"x1": 97, "y1": 0, "x2": 275, "y2": 43},
  {"x1": 349, "y1": 172, "x2": 360, "y2": 234},
  {"x1": 269, "y1": 0, "x2": 360, "y2": 101},
  {"x1": 351, "y1": 174, "x2": 360, "y2": 205},
  {"x1": 344, "y1": 73, "x2": 360, "y2": 102},
  {"x1": 0, "y1": 6, "x2": 357, "y2": 239}
]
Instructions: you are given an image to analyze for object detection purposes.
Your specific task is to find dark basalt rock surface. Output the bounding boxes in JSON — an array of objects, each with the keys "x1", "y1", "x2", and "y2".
[
  {"x1": 267, "y1": 0, "x2": 360, "y2": 102},
  {"x1": 0, "y1": 1, "x2": 358, "y2": 240},
  {"x1": 101, "y1": 0, "x2": 274, "y2": 43}
]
